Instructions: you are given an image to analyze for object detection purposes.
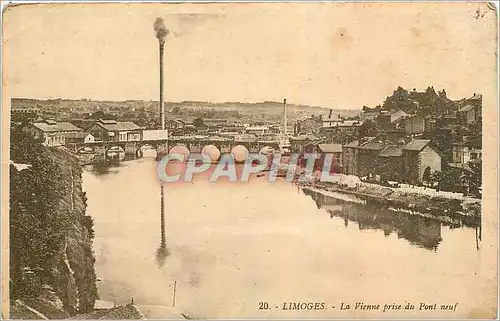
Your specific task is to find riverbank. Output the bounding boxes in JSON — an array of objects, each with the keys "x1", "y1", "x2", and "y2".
[
  {"x1": 300, "y1": 179, "x2": 481, "y2": 226},
  {"x1": 9, "y1": 143, "x2": 98, "y2": 319}
]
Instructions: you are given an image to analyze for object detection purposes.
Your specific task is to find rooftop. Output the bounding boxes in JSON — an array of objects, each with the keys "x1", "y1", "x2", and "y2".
[
  {"x1": 322, "y1": 120, "x2": 361, "y2": 128},
  {"x1": 95, "y1": 120, "x2": 141, "y2": 131},
  {"x1": 378, "y1": 145, "x2": 404, "y2": 157},
  {"x1": 459, "y1": 105, "x2": 474, "y2": 112},
  {"x1": 358, "y1": 139, "x2": 386, "y2": 150},
  {"x1": 32, "y1": 121, "x2": 81, "y2": 133},
  {"x1": 245, "y1": 126, "x2": 269, "y2": 130},
  {"x1": 403, "y1": 139, "x2": 431, "y2": 151},
  {"x1": 390, "y1": 109, "x2": 408, "y2": 123},
  {"x1": 345, "y1": 139, "x2": 360, "y2": 147},
  {"x1": 318, "y1": 143, "x2": 343, "y2": 153}
]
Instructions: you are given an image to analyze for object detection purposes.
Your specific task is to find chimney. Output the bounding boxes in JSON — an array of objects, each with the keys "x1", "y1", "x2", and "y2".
[{"x1": 159, "y1": 41, "x2": 165, "y2": 130}]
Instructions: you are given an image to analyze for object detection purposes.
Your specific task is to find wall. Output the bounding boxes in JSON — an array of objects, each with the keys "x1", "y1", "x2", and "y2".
[
  {"x1": 403, "y1": 150, "x2": 420, "y2": 184},
  {"x1": 405, "y1": 116, "x2": 425, "y2": 134},
  {"x1": 86, "y1": 124, "x2": 108, "y2": 141},
  {"x1": 342, "y1": 147, "x2": 357, "y2": 175}
]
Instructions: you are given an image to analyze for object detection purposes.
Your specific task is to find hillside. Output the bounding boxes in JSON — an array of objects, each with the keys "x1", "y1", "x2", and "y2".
[{"x1": 11, "y1": 98, "x2": 358, "y2": 120}]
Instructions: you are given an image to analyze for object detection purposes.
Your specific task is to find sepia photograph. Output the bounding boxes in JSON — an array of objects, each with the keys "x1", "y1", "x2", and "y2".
[{"x1": 1, "y1": 2, "x2": 498, "y2": 319}]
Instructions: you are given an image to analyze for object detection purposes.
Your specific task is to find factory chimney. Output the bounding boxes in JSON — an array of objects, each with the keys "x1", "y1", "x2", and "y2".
[{"x1": 154, "y1": 17, "x2": 169, "y2": 130}]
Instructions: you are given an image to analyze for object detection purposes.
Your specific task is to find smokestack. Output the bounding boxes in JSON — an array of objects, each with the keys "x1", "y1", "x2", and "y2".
[
  {"x1": 159, "y1": 42, "x2": 165, "y2": 130},
  {"x1": 154, "y1": 17, "x2": 169, "y2": 130}
]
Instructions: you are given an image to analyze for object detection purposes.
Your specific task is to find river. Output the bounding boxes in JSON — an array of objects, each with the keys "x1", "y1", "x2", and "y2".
[{"x1": 82, "y1": 156, "x2": 496, "y2": 319}]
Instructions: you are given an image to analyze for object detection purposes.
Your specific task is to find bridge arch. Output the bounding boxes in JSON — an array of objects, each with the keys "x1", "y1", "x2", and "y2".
[
  {"x1": 105, "y1": 145, "x2": 125, "y2": 161},
  {"x1": 136, "y1": 143, "x2": 158, "y2": 158}
]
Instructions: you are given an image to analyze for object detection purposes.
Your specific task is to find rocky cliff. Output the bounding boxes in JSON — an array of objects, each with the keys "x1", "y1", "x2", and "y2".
[{"x1": 10, "y1": 128, "x2": 98, "y2": 319}]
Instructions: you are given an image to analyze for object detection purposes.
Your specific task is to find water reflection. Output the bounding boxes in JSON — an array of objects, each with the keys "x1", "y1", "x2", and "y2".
[
  {"x1": 156, "y1": 241, "x2": 170, "y2": 268},
  {"x1": 84, "y1": 158, "x2": 488, "y2": 318},
  {"x1": 302, "y1": 188, "x2": 444, "y2": 251},
  {"x1": 156, "y1": 184, "x2": 170, "y2": 268}
]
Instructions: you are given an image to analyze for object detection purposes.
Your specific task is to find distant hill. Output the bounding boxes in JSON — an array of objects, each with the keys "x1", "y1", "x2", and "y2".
[{"x1": 11, "y1": 98, "x2": 359, "y2": 121}]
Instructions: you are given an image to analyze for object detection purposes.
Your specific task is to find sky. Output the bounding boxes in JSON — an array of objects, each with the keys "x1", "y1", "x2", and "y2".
[{"x1": 2, "y1": 2, "x2": 498, "y2": 109}]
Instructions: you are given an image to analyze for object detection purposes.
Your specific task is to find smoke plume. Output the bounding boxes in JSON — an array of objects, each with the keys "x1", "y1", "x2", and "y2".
[{"x1": 153, "y1": 17, "x2": 169, "y2": 44}]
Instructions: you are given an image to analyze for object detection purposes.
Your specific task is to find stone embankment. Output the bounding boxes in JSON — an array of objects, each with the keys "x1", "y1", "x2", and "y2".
[{"x1": 301, "y1": 179, "x2": 481, "y2": 226}]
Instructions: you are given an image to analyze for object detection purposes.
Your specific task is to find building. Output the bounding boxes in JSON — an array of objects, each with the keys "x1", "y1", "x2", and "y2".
[
  {"x1": 295, "y1": 116, "x2": 322, "y2": 135},
  {"x1": 11, "y1": 105, "x2": 41, "y2": 122},
  {"x1": 441, "y1": 112, "x2": 458, "y2": 127},
  {"x1": 268, "y1": 124, "x2": 281, "y2": 134},
  {"x1": 320, "y1": 120, "x2": 361, "y2": 136},
  {"x1": 404, "y1": 114, "x2": 425, "y2": 134},
  {"x1": 316, "y1": 143, "x2": 343, "y2": 172},
  {"x1": 86, "y1": 119, "x2": 141, "y2": 142},
  {"x1": 321, "y1": 110, "x2": 342, "y2": 127},
  {"x1": 64, "y1": 132, "x2": 95, "y2": 145},
  {"x1": 221, "y1": 124, "x2": 246, "y2": 134},
  {"x1": 458, "y1": 105, "x2": 477, "y2": 125},
  {"x1": 469, "y1": 93, "x2": 482, "y2": 119},
  {"x1": 402, "y1": 139, "x2": 441, "y2": 184},
  {"x1": 424, "y1": 115, "x2": 437, "y2": 133},
  {"x1": 375, "y1": 111, "x2": 391, "y2": 130},
  {"x1": 25, "y1": 119, "x2": 82, "y2": 146},
  {"x1": 452, "y1": 139, "x2": 482, "y2": 164},
  {"x1": 342, "y1": 137, "x2": 378, "y2": 176},
  {"x1": 342, "y1": 140, "x2": 360, "y2": 175},
  {"x1": 245, "y1": 126, "x2": 269, "y2": 135},
  {"x1": 166, "y1": 119, "x2": 185, "y2": 130},
  {"x1": 359, "y1": 111, "x2": 379, "y2": 122},
  {"x1": 389, "y1": 109, "x2": 408, "y2": 125},
  {"x1": 356, "y1": 139, "x2": 387, "y2": 177},
  {"x1": 203, "y1": 118, "x2": 229, "y2": 129},
  {"x1": 374, "y1": 144, "x2": 404, "y2": 182}
]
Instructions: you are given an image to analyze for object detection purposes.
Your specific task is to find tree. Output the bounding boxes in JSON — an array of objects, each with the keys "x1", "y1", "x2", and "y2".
[
  {"x1": 193, "y1": 117, "x2": 206, "y2": 128},
  {"x1": 422, "y1": 166, "x2": 432, "y2": 186},
  {"x1": 437, "y1": 168, "x2": 462, "y2": 192},
  {"x1": 468, "y1": 159, "x2": 482, "y2": 197},
  {"x1": 383, "y1": 86, "x2": 417, "y2": 113},
  {"x1": 10, "y1": 129, "x2": 74, "y2": 298},
  {"x1": 90, "y1": 110, "x2": 105, "y2": 119},
  {"x1": 430, "y1": 171, "x2": 441, "y2": 189},
  {"x1": 358, "y1": 119, "x2": 377, "y2": 138}
]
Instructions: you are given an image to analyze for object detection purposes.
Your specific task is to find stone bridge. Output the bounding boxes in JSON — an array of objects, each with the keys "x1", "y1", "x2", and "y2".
[{"x1": 75, "y1": 137, "x2": 303, "y2": 162}]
